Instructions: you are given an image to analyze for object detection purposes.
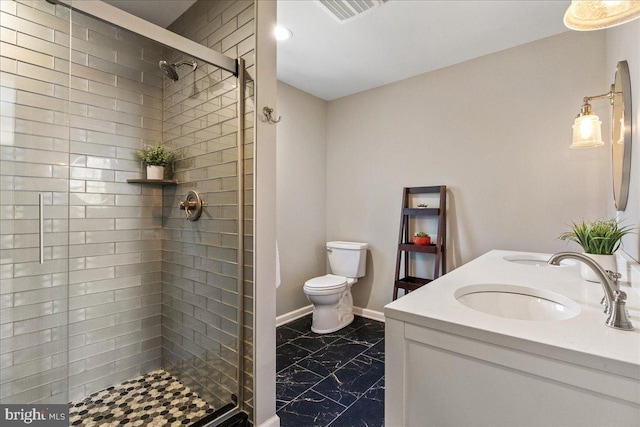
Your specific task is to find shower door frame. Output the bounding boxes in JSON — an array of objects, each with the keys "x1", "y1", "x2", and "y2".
[
  {"x1": 52, "y1": 0, "x2": 248, "y2": 422},
  {"x1": 56, "y1": 0, "x2": 237, "y2": 75}
]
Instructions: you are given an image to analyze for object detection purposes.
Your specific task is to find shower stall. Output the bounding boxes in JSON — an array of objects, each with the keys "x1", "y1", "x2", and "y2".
[{"x1": 0, "y1": 0, "x2": 254, "y2": 425}]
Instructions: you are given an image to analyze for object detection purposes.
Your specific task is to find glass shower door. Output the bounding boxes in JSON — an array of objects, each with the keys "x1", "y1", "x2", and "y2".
[
  {"x1": 1, "y1": 1, "x2": 250, "y2": 423},
  {"x1": 0, "y1": 0, "x2": 71, "y2": 405}
]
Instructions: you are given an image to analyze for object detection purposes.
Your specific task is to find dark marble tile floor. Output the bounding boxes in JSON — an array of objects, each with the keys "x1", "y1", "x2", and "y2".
[{"x1": 276, "y1": 315, "x2": 385, "y2": 427}]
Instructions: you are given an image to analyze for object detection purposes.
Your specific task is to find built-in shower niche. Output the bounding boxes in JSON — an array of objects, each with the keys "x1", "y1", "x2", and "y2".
[{"x1": 0, "y1": 0, "x2": 254, "y2": 425}]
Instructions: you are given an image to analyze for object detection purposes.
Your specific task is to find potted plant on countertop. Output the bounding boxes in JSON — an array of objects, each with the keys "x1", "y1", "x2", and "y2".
[
  {"x1": 137, "y1": 143, "x2": 174, "y2": 180},
  {"x1": 413, "y1": 232, "x2": 431, "y2": 246},
  {"x1": 559, "y1": 218, "x2": 634, "y2": 282}
]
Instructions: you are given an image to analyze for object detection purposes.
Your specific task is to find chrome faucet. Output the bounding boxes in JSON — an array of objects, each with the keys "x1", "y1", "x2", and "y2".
[{"x1": 548, "y1": 252, "x2": 633, "y2": 331}]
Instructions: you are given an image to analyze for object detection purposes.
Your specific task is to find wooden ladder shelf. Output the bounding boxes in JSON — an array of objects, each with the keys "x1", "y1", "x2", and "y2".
[{"x1": 393, "y1": 185, "x2": 447, "y2": 300}]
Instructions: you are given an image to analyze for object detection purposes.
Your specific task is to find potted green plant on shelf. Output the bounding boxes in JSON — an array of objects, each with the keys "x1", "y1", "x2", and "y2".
[
  {"x1": 413, "y1": 232, "x2": 431, "y2": 246},
  {"x1": 559, "y1": 218, "x2": 634, "y2": 282},
  {"x1": 137, "y1": 143, "x2": 174, "y2": 180}
]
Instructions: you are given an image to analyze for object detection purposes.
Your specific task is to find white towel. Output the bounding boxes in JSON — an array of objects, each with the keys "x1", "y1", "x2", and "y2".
[{"x1": 275, "y1": 241, "x2": 281, "y2": 288}]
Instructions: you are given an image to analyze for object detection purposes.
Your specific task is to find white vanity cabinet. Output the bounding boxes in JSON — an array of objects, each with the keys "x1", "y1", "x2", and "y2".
[{"x1": 384, "y1": 250, "x2": 640, "y2": 427}]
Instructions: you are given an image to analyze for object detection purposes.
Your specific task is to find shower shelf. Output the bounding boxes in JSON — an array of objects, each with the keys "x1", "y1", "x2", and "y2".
[{"x1": 126, "y1": 179, "x2": 177, "y2": 186}]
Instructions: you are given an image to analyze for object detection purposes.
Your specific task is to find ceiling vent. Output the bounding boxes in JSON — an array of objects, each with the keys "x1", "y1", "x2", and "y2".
[{"x1": 315, "y1": 0, "x2": 385, "y2": 24}]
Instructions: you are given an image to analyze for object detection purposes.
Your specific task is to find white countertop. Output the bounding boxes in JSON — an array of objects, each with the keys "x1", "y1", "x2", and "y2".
[{"x1": 384, "y1": 249, "x2": 640, "y2": 379}]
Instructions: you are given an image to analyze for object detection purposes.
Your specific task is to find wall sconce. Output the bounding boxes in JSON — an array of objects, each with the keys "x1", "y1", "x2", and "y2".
[
  {"x1": 571, "y1": 61, "x2": 632, "y2": 210},
  {"x1": 571, "y1": 94, "x2": 611, "y2": 149},
  {"x1": 564, "y1": 0, "x2": 640, "y2": 31}
]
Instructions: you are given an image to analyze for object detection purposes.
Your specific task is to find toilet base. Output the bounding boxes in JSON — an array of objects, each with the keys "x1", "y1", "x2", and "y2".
[
  {"x1": 311, "y1": 313, "x2": 353, "y2": 334},
  {"x1": 305, "y1": 278, "x2": 356, "y2": 334}
]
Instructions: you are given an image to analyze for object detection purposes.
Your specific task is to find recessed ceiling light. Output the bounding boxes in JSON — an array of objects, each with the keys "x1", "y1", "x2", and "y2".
[{"x1": 274, "y1": 26, "x2": 293, "y2": 41}]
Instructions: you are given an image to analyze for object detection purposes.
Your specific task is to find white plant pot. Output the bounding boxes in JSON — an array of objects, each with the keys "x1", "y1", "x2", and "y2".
[
  {"x1": 580, "y1": 253, "x2": 617, "y2": 282},
  {"x1": 146, "y1": 165, "x2": 164, "y2": 180}
]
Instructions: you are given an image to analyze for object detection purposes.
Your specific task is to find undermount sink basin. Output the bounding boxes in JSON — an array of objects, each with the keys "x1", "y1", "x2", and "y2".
[
  {"x1": 454, "y1": 284, "x2": 581, "y2": 321},
  {"x1": 503, "y1": 254, "x2": 576, "y2": 267}
]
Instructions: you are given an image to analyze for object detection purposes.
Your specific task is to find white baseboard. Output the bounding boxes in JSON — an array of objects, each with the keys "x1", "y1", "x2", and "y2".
[
  {"x1": 353, "y1": 306, "x2": 385, "y2": 322},
  {"x1": 276, "y1": 305, "x2": 313, "y2": 327},
  {"x1": 257, "y1": 414, "x2": 280, "y2": 427},
  {"x1": 277, "y1": 305, "x2": 384, "y2": 327}
]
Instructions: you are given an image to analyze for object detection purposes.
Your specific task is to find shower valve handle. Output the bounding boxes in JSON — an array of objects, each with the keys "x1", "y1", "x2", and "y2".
[{"x1": 179, "y1": 190, "x2": 205, "y2": 221}]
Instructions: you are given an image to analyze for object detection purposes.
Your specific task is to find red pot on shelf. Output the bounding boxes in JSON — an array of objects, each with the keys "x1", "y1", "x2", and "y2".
[{"x1": 413, "y1": 235, "x2": 431, "y2": 246}]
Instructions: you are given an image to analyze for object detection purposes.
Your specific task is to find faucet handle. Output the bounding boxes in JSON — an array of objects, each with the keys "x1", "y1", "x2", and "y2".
[
  {"x1": 602, "y1": 271, "x2": 622, "y2": 311},
  {"x1": 605, "y1": 290, "x2": 633, "y2": 331},
  {"x1": 605, "y1": 270, "x2": 622, "y2": 282}
]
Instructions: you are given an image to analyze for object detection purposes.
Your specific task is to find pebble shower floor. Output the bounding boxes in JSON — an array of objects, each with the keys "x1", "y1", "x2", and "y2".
[{"x1": 68, "y1": 369, "x2": 215, "y2": 427}]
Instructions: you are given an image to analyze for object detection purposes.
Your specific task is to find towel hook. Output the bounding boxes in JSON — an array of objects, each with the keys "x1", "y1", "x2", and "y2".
[{"x1": 262, "y1": 106, "x2": 282, "y2": 124}]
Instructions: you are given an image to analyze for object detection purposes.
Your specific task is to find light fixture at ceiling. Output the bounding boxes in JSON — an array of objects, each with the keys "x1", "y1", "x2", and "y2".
[
  {"x1": 274, "y1": 26, "x2": 293, "y2": 41},
  {"x1": 564, "y1": 0, "x2": 640, "y2": 30}
]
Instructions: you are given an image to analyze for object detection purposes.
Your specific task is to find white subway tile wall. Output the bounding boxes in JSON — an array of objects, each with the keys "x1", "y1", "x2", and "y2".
[
  {"x1": 0, "y1": 0, "x2": 255, "y2": 420},
  {"x1": 67, "y1": 3, "x2": 166, "y2": 401},
  {"x1": 164, "y1": 0, "x2": 254, "y2": 419},
  {"x1": 1, "y1": 0, "x2": 165, "y2": 405},
  {"x1": 1, "y1": 0, "x2": 72, "y2": 405}
]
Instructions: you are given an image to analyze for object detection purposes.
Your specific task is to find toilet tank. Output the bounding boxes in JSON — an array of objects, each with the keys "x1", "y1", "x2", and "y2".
[{"x1": 326, "y1": 241, "x2": 368, "y2": 278}]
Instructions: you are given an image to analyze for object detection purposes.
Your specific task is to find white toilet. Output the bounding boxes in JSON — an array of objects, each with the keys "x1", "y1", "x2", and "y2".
[{"x1": 303, "y1": 241, "x2": 368, "y2": 334}]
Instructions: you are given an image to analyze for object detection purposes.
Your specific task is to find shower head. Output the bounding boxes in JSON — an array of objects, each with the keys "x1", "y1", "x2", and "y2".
[
  {"x1": 159, "y1": 60, "x2": 179, "y2": 81},
  {"x1": 158, "y1": 59, "x2": 198, "y2": 82}
]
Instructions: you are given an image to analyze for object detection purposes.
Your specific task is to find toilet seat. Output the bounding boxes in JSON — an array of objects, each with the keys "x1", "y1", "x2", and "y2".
[
  {"x1": 303, "y1": 274, "x2": 356, "y2": 295},
  {"x1": 304, "y1": 274, "x2": 346, "y2": 291}
]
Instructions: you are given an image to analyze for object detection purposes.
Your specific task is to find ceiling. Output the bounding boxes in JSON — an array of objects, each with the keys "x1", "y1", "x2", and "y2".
[
  {"x1": 103, "y1": 0, "x2": 197, "y2": 28},
  {"x1": 103, "y1": 0, "x2": 571, "y2": 101}
]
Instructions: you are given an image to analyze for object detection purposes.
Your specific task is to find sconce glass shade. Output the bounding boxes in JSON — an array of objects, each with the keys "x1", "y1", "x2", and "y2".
[
  {"x1": 571, "y1": 113, "x2": 604, "y2": 148},
  {"x1": 564, "y1": 0, "x2": 640, "y2": 31}
]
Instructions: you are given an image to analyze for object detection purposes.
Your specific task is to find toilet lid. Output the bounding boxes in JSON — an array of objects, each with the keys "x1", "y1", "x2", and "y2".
[{"x1": 304, "y1": 274, "x2": 347, "y2": 290}]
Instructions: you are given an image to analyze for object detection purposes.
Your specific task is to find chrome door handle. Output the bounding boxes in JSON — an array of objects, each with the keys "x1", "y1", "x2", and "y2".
[{"x1": 39, "y1": 193, "x2": 44, "y2": 264}]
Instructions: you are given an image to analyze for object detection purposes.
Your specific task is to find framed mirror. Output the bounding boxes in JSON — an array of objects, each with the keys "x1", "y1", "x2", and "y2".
[{"x1": 612, "y1": 60, "x2": 632, "y2": 211}]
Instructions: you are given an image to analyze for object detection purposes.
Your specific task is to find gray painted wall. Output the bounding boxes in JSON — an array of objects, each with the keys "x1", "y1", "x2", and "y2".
[
  {"x1": 275, "y1": 30, "x2": 613, "y2": 316},
  {"x1": 326, "y1": 30, "x2": 609, "y2": 313},
  {"x1": 276, "y1": 81, "x2": 327, "y2": 317}
]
